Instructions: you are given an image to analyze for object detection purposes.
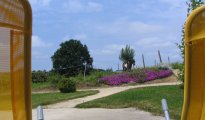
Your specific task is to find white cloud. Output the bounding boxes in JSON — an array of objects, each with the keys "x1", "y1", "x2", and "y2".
[
  {"x1": 63, "y1": 0, "x2": 103, "y2": 13},
  {"x1": 63, "y1": 33, "x2": 87, "y2": 41},
  {"x1": 136, "y1": 37, "x2": 173, "y2": 48},
  {"x1": 32, "y1": 35, "x2": 52, "y2": 47},
  {"x1": 96, "y1": 20, "x2": 163, "y2": 36},
  {"x1": 158, "y1": 0, "x2": 184, "y2": 8},
  {"x1": 87, "y1": 2, "x2": 103, "y2": 12},
  {"x1": 128, "y1": 22, "x2": 163, "y2": 34},
  {"x1": 32, "y1": 51, "x2": 50, "y2": 59},
  {"x1": 74, "y1": 34, "x2": 87, "y2": 40},
  {"x1": 30, "y1": 0, "x2": 52, "y2": 6},
  {"x1": 101, "y1": 44, "x2": 125, "y2": 55}
]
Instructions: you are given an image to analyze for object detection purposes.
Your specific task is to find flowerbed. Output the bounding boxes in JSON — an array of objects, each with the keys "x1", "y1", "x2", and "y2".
[{"x1": 99, "y1": 70, "x2": 173, "y2": 86}]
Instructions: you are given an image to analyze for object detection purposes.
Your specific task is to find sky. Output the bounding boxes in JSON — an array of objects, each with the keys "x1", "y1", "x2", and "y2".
[{"x1": 30, "y1": 0, "x2": 187, "y2": 71}]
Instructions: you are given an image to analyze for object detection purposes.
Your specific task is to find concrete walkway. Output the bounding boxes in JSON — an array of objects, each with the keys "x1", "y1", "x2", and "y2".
[{"x1": 32, "y1": 81, "x2": 180, "y2": 120}]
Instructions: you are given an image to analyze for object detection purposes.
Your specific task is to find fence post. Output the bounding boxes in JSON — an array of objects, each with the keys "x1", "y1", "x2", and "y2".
[
  {"x1": 142, "y1": 54, "x2": 146, "y2": 69},
  {"x1": 158, "y1": 50, "x2": 162, "y2": 64}
]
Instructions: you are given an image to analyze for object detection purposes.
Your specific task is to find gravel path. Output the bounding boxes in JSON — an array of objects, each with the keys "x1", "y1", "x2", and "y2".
[{"x1": 32, "y1": 81, "x2": 180, "y2": 120}]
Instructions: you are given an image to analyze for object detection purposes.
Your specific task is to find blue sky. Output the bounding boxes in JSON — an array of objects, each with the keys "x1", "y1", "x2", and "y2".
[{"x1": 30, "y1": 0, "x2": 187, "y2": 71}]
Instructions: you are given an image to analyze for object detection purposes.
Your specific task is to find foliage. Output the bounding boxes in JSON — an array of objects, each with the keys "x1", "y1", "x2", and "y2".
[
  {"x1": 32, "y1": 70, "x2": 116, "y2": 90},
  {"x1": 99, "y1": 74, "x2": 136, "y2": 85},
  {"x1": 70, "y1": 70, "x2": 116, "y2": 87},
  {"x1": 51, "y1": 39, "x2": 93, "y2": 77},
  {"x1": 58, "y1": 78, "x2": 76, "y2": 93},
  {"x1": 76, "y1": 85, "x2": 183, "y2": 120},
  {"x1": 171, "y1": 62, "x2": 183, "y2": 70},
  {"x1": 177, "y1": 0, "x2": 204, "y2": 85},
  {"x1": 99, "y1": 69, "x2": 173, "y2": 86},
  {"x1": 106, "y1": 68, "x2": 113, "y2": 72},
  {"x1": 119, "y1": 45, "x2": 135, "y2": 62},
  {"x1": 119, "y1": 45, "x2": 135, "y2": 70},
  {"x1": 32, "y1": 70, "x2": 48, "y2": 83},
  {"x1": 48, "y1": 73, "x2": 64, "y2": 88},
  {"x1": 144, "y1": 66, "x2": 159, "y2": 71},
  {"x1": 32, "y1": 90, "x2": 99, "y2": 108},
  {"x1": 32, "y1": 82, "x2": 51, "y2": 90},
  {"x1": 130, "y1": 69, "x2": 146, "y2": 83}
]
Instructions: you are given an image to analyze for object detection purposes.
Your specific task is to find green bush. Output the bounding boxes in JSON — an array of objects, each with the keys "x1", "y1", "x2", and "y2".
[
  {"x1": 48, "y1": 73, "x2": 64, "y2": 88},
  {"x1": 158, "y1": 66, "x2": 169, "y2": 70},
  {"x1": 144, "y1": 66, "x2": 159, "y2": 71},
  {"x1": 32, "y1": 70, "x2": 48, "y2": 83},
  {"x1": 171, "y1": 62, "x2": 183, "y2": 70},
  {"x1": 70, "y1": 71, "x2": 116, "y2": 85},
  {"x1": 130, "y1": 69, "x2": 146, "y2": 83},
  {"x1": 58, "y1": 78, "x2": 76, "y2": 93}
]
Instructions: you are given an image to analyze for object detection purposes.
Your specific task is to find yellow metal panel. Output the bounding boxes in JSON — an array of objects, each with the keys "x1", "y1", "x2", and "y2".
[
  {"x1": 0, "y1": 0, "x2": 32, "y2": 120},
  {"x1": 182, "y1": 5, "x2": 205, "y2": 120}
]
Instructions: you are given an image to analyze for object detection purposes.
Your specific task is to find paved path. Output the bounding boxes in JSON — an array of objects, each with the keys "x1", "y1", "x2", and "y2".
[
  {"x1": 46, "y1": 82, "x2": 180, "y2": 108},
  {"x1": 32, "y1": 81, "x2": 180, "y2": 120},
  {"x1": 33, "y1": 108, "x2": 165, "y2": 120}
]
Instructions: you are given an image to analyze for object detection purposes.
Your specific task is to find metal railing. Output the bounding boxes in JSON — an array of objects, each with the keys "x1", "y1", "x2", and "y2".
[
  {"x1": 37, "y1": 106, "x2": 44, "y2": 120},
  {"x1": 161, "y1": 99, "x2": 170, "y2": 120}
]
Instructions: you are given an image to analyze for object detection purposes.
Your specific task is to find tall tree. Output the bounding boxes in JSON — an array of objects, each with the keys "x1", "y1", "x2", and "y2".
[
  {"x1": 119, "y1": 45, "x2": 135, "y2": 71},
  {"x1": 177, "y1": 0, "x2": 204, "y2": 84},
  {"x1": 51, "y1": 39, "x2": 93, "y2": 76}
]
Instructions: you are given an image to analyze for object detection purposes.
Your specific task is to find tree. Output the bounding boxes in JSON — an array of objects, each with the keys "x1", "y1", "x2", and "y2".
[
  {"x1": 119, "y1": 45, "x2": 135, "y2": 71},
  {"x1": 177, "y1": 0, "x2": 204, "y2": 87},
  {"x1": 51, "y1": 39, "x2": 93, "y2": 76}
]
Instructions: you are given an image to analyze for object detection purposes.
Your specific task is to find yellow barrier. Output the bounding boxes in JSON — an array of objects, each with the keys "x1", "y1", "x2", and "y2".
[
  {"x1": 182, "y1": 5, "x2": 205, "y2": 120},
  {"x1": 0, "y1": 0, "x2": 32, "y2": 120}
]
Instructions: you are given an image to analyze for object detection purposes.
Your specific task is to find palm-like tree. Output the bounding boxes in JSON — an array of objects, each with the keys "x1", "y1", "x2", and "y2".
[{"x1": 119, "y1": 45, "x2": 135, "y2": 71}]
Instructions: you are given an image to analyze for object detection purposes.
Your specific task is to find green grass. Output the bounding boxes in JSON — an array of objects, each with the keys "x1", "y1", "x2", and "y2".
[
  {"x1": 32, "y1": 82, "x2": 51, "y2": 90},
  {"x1": 70, "y1": 71, "x2": 116, "y2": 88},
  {"x1": 32, "y1": 71, "x2": 117, "y2": 90},
  {"x1": 76, "y1": 85, "x2": 183, "y2": 120},
  {"x1": 171, "y1": 62, "x2": 183, "y2": 70},
  {"x1": 32, "y1": 90, "x2": 99, "y2": 108}
]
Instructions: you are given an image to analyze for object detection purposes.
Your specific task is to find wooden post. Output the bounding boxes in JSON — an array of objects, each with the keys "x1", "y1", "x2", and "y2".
[
  {"x1": 155, "y1": 59, "x2": 157, "y2": 66},
  {"x1": 142, "y1": 54, "x2": 146, "y2": 69},
  {"x1": 168, "y1": 56, "x2": 170, "y2": 64},
  {"x1": 158, "y1": 50, "x2": 162, "y2": 64},
  {"x1": 118, "y1": 63, "x2": 119, "y2": 71}
]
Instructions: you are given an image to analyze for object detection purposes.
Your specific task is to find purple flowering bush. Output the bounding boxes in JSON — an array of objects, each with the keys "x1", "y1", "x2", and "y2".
[
  {"x1": 99, "y1": 69, "x2": 173, "y2": 86},
  {"x1": 99, "y1": 74, "x2": 136, "y2": 86}
]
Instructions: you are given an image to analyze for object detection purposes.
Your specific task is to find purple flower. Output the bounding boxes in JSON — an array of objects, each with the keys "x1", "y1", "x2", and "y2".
[
  {"x1": 99, "y1": 74, "x2": 136, "y2": 86},
  {"x1": 99, "y1": 70, "x2": 173, "y2": 86}
]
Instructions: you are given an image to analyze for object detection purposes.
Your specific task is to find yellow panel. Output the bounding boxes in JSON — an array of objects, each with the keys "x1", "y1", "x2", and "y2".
[
  {"x1": 182, "y1": 6, "x2": 205, "y2": 120},
  {"x1": 0, "y1": 27, "x2": 13, "y2": 120},
  {"x1": 0, "y1": 0, "x2": 32, "y2": 120}
]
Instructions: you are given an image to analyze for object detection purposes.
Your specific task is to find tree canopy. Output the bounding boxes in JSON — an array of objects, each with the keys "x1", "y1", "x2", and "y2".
[
  {"x1": 119, "y1": 45, "x2": 135, "y2": 71},
  {"x1": 51, "y1": 39, "x2": 93, "y2": 76}
]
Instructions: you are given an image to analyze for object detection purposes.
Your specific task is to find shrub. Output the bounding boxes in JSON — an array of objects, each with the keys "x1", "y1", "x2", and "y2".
[
  {"x1": 99, "y1": 69, "x2": 173, "y2": 86},
  {"x1": 99, "y1": 74, "x2": 136, "y2": 86},
  {"x1": 145, "y1": 66, "x2": 159, "y2": 71},
  {"x1": 158, "y1": 66, "x2": 169, "y2": 70},
  {"x1": 58, "y1": 78, "x2": 76, "y2": 93},
  {"x1": 70, "y1": 71, "x2": 116, "y2": 85},
  {"x1": 130, "y1": 69, "x2": 146, "y2": 83},
  {"x1": 32, "y1": 70, "x2": 48, "y2": 83},
  {"x1": 171, "y1": 62, "x2": 183, "y2": 70},
  {"x1": 48, "y1": 73, "x2": 64, "y2": 88}
]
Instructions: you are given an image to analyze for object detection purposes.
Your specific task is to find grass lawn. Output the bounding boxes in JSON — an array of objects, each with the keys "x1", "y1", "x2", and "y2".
[
  {"x1": 32, "y1": 90, "x2": 99, "y2": 108},
  {"x1": 32, "y1": 82, "x2": 52, "y2": 90},
  {"x1": 70, "y1": 71, "x2": 116, "y2": 88},
  {"x1": 76, "y1": 85, "x2": 183, "y2": 120}
]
